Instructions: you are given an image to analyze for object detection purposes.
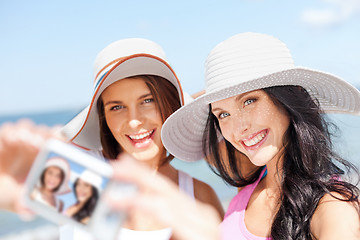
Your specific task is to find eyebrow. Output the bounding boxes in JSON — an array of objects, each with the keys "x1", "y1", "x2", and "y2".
[
  {"x1": 211, "y1": 92, "x2": 248, "y2": 113},
  {"x1": 103, "y1": 93, "x2": 153, "y2": 107},
  {"x1": 235, "y1": 92, "x2": 248, "y2": 102}
]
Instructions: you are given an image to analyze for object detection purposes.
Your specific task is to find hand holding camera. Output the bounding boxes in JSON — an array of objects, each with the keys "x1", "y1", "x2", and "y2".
[{"x1": 24, "y1": 139, "x2": 137, "y2": 240}]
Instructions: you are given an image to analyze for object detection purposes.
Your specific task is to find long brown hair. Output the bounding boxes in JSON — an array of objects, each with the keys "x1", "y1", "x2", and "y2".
[
  {"x1": 97, "y1": 75, "x2": 181, "y2": 164},
  {"x1": 40, "y1": 166, "x2": 65, "y2": 192}
]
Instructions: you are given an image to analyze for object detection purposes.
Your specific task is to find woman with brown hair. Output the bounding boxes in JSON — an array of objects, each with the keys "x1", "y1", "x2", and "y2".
[
  {"x1": 60, "y1": 38, "x2": 224, "y2": 239},
  {"x1": 31, "y1": 157, "x2": 70, "y2": 212}
]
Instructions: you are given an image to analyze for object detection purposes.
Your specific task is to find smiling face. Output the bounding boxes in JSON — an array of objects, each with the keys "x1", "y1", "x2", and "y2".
[
  {"x1": 211, "y1": 89, "x2": 290, "y2": 166},
  {"x1": 101, "y1": 77, "x2": 165, "y2": 164},
  {"x1": 75, "y1": 179, "x2": 93, "y2": 203},
  {"x1": 43, "y1": 166, "x2": 63, "y2": 191}
]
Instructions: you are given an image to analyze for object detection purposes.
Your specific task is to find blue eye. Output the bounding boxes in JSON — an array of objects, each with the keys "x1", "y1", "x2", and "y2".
[
  {"x1": 143, "y1": 98, "x2": 154, "y2": 104},
  {"x1": 219, "y1": 112, "x2": 230, "y2": 119},
  {"x1": 244, "y1": 99, "x2": 256, "y2": 106},
  {"x1": 110, "y1": 105, "x2": 124, "y2": 111}
]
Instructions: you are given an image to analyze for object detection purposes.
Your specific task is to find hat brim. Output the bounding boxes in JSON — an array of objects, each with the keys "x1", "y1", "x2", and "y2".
[
  {"x1": 70, "y1": 171, "x2": 103, "y2": 193},
  {"x1": 161, "y1": 67, "x2": 360, "y2": 162},
  {"x1": 61, "y1": 54, "x2": 183, "y2": 150}
]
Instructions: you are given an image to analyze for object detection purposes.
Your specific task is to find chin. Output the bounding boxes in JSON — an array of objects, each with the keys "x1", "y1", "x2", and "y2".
[
  {"x1": 78, "y1": 197, "x2": 90, "y2": 203},
  {"x1": 251, "y1": 161, "x2": 268, "y2": 167},
  {"x1": 251, "y1": 152, "x2": 280, "y2": 167},
  {"x1": 132, "y1": 148, "x2": 161, "y2": 162}
]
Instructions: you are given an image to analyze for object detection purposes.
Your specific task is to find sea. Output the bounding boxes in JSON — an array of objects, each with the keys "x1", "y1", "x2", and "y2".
[{"x1": 0, "y1": 109, "x2": 359, "y2": 239}]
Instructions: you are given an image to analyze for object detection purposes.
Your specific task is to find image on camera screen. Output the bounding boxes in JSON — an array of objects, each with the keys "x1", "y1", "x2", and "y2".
[{"x1": 29, "y1": 152, "x2": 109, "y2": 225}]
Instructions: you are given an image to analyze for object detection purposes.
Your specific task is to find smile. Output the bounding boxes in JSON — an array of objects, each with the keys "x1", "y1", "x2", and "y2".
[
  {"x1": 128, "y1": 130, "x2": 154, "y2": 141},
  {"x1": 127, "y1": 129, "x2": 156, "y2": 148},
  {"x1": 242, "y1": 129, "x2": 268, "y2": 148}
]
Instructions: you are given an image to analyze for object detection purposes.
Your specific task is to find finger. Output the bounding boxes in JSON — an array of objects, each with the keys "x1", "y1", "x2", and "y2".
[{"x1": 107, "y1": 192, "x2": 177, "y2": 224}]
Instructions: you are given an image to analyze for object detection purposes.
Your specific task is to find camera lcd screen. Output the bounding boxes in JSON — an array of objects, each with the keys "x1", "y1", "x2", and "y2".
[
  {"x1": 24, "y1": 140, "x2": 134, "y2": 240},
  {"x1": 27, "y1": 150, "x2": 110, "y2": 225}
]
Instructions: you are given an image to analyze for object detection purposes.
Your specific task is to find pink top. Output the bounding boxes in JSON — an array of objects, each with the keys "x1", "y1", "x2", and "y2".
[{"x1": 221, "y1": 168, "x2": 271, "y2": 240}]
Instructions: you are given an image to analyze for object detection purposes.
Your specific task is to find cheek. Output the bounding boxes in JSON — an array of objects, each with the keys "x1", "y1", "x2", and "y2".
[
  {"x1": 76, "y1": 186, "x2": 84, "y2": 193},
  {"x1": 55, "y1": 175, "x2": 61, "y2": 183},
  {"x1": 46, "y1": 173, "x2": 53, "y2": 181},
  {"x1": 87, "y1": 188, "x2": 93, "y2": 196},
  {"x1": 145, "y1": 108, "x2": 162, "y2": 123},
  {"x1": 105, "y1": 114, "x2": 122, "y2": 133},
  {"x1": 219, "y1": 122, "x2": 232, "y2": 142}
]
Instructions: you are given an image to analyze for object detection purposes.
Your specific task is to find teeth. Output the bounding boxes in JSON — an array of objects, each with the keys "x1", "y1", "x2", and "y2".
[
  {"x1": 129, "y1": 130, "x2": 153, "y2": 140},
  {"x1": 243, "y1": 132, "x2": 266, "y2": 147}
]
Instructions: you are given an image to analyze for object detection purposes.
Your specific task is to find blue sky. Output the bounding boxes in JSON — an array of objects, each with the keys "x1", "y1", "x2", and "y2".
[{"x1": 1, "y1": 0, "x2": 360, "y2": 115}]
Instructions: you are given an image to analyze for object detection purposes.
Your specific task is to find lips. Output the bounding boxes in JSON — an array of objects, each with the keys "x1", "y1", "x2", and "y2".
[
  {"x1": 241, "y1": 129, "x2": 268, "y2": 149},
  {"x1": 127, "y1": 129, "x2": 155, "y2": 148},
  {"x1": 46, "y1": 181, "x2": 59, "y2": 189}
]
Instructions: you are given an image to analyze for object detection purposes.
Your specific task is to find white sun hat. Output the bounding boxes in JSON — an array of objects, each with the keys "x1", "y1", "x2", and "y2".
[
  {"x1": 44, "y1": 157, "x2": 71, "y2": 195},
  {"x1": 161, "y1": 32, "x2": 360, "y2": 162},
  {"x1": 77, "y1": 170, "x2": 103, "y2": 193},
  {"x1": 61, "y1": 38, "x2": 184, "y2": 150}
]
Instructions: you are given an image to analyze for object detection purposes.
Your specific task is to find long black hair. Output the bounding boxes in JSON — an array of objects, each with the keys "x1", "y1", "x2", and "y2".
[
  {"x1": 72, "y1": 179, "x2": 99, "y2": 223},
  {"x1": 203, "y1": 85, "x2": 360, "y2": 239}
]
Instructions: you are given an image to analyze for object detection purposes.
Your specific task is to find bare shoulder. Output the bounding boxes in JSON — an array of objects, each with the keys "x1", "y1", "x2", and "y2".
[
  {"x1": 193, "y1": 178, "x2": 224, "y2": 219},
  {"x1": 65, "y1": 205, "x2": 77, "y2": 216},
  {"x1": 311, "y1": 192, "x2": 360, "y2": 240}
]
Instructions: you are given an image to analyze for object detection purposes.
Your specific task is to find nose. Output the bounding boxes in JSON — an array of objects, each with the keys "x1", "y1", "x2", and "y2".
[
  {"x1": 128, "y1": 107, "x2": 143, "y2": 129},
  {"x1": 231, "y1": 110, "x2": 250, "y2": 139},
  {"x1": 129, "y1": 119, "x2": 141, "y2": 129}
]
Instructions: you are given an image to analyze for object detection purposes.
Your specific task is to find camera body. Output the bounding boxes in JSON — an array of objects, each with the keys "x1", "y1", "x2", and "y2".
[{"x1": 24, "y1": 139, "x2": 136, "y2": 240}]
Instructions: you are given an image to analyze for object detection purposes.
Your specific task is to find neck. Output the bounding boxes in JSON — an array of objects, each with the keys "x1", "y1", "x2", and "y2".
[
  {"x1": 140, "y1": 150, "x2": 167, "y2": 170},
  {"x1": 262, "y1": 150, "x2": 285, "y2": 196},
  {"x1": 143, "y1": 158, "x2": 162, "y2": 170},
  {"x1": 40, "y1": 187, "x2": 55, "y2": 196},
  {"x1": 132, "y1": 151, "x2": 178, "y2": 182},
  {"x1": 263, "y1": 165, "x2": 282, "y2": 194},
  {"x1": 141, "y1": 160, "x2": 178, "y2": 185}
]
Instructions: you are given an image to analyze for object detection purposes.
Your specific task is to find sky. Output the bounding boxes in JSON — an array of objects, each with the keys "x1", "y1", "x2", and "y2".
[{"x1": 1, "y1": 0, "x2": 360, "y2": 115}]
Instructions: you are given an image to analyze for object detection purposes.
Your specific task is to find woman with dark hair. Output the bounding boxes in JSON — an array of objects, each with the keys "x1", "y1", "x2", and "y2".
[
  {"x1": 160, "y1": 32, "x2": 360, "y2": 239},
  {"x1": 31, "y1": 157, "x2": 70, "y2": 212},
  {"x1": 65, "y1": 170, "x2": 100, "y2": 224},
  {"x1": 60, "y1": 38, "x2": 223, "y2": 239}
]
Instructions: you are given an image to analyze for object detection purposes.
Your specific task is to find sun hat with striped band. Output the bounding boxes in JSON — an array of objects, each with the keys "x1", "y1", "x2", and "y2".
[
  {"x1": 61, "y1": 38, "x2": 184, "y2": 150},
  {"x1": 161, "y1": 32, "x2": 360, "y2": 162}
]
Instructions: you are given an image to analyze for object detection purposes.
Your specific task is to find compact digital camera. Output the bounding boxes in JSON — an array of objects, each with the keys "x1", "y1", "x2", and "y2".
[{"x1": 24, "y1": 139, "x2": 136, "y2": 240}]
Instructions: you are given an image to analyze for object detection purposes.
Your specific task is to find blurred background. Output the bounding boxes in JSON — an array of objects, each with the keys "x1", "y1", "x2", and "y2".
[{"x1": 1, "y1": 0, "x2": 359, "y2": 239}]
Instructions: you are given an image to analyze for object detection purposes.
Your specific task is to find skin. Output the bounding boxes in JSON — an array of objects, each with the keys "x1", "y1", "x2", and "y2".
[
  {"x1": 101, "y1": 77, "x2": 224, "y2": 231},
  {"x1": 75, "y1": 179, "x2": 93, "y2": 203},
  {"x1": 211, "y1": 89, "x2": 290, "y2": 167},
  {"x1": 110, "y1": 155, "x2": 221, "y2": 240},
  {"x1": 43, "y1": 166, "x2": 62, "y2": 191},
  {"x1": 35, "y1": 166, "x2": 64, "y2": 211},
  {"x1": 194, "y1": 89, "x2": 258, "y2": 190},
  {"x1": 102, "y1": 77, "x2": 164, "y2": 167},
  {"x1": 0, "y1": 120, "x2": 62, "y2": 215},
  {"x1": 211, "y1": 89, "x2": 360, "y2": 239}
]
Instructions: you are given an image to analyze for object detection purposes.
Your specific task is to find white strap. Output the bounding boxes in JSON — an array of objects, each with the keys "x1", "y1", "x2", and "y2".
[{"x1": 178, "y1": 170, "x2": 195, "y2": 200}]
